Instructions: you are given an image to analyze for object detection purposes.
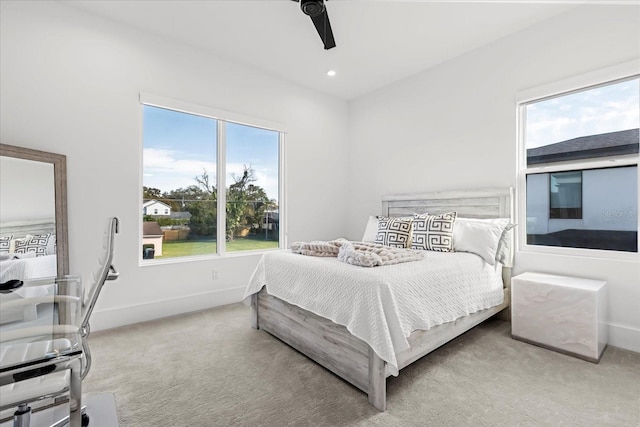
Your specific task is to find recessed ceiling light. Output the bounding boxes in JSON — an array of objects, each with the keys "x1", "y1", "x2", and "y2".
[{"x1": 327, "y1": 70, "x2": 336, "y2": 77}]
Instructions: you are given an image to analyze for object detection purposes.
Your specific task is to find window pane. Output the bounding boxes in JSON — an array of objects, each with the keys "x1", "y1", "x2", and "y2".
[
  {"x1": 524, "y1": 77, "x2": 639, "y2": 253},
  {"x1": 525, "y1": 78, "x2": 639, "y2": 167},
  {"x1": 527, "y1": 166, "x2": 637, "y2": 252},
  {"x1": 225, "y1": 122, "x2": 279, "y2": 252},
  {"x1": 549, "y1": 171, "x2": 582, "y2": 219},
  {"x1": 142, "y1": 105, "x2": 217, "y2": 260}
]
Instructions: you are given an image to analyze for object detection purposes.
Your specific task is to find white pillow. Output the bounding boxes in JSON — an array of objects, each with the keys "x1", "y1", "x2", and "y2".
[
  {"x1": 362, "y1": 216, "x2": 379, "y2": 242},
  {"x1": 495, "y1": 223, "x2": 516, "y2": 267},
  {"x1": 453, "y1": 218, "x2": 511, "y2": 266}
]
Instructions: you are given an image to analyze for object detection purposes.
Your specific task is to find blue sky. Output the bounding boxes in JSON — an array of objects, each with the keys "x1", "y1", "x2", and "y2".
[
  {"x1": 526, "y1": 77, "x2": 639, "y2": 149},
  {"x1": 143, "y1": 105, "x2": 279, "y2": 201}
]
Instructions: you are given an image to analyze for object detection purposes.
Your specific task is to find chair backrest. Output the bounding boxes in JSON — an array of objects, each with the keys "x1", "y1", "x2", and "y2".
[{"x1": 81, "y1": 217, "x2": 119, "y2": 331}]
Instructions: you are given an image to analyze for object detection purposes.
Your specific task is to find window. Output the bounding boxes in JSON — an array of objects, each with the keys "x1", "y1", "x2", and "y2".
[
  {"x1": 141, "y1": 99, "x2": 283, "y2": 262},
  {"x1": 549, "y1": 171, "x2": 582, "y2": 219},
  {"x1": 519, "y1": 69, "x2": 639, "y2": 255}
]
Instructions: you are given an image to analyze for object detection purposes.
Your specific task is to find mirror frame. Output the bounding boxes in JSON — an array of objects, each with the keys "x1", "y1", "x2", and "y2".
[{"x1": 0, "y1": 143, "x2": 69, "y2": 278}]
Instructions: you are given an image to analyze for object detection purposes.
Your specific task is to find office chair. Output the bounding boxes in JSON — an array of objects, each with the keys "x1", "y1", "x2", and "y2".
[{"x1": 0, "y1": 217, "x2": 119, "y2": 427}]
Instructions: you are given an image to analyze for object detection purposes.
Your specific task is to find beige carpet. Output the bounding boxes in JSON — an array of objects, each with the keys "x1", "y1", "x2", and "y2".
[{"x1": 83, "y1": 303, "x2": 640, "y2": 427}]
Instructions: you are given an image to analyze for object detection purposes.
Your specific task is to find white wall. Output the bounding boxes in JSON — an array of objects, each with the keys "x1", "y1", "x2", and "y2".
[
  {"x1": 0, "y1": 1, "x2": 350, "y2": 330},
  {"x1": 347, "y1": 5, "x2": 640, "y2": 352},
  {"x1": 583, "y1": 167, "x2": 638, "y2": 232}
]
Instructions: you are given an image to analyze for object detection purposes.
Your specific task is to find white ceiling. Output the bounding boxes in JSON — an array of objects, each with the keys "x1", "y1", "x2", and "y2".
[{"x1": 62, "y1": 1, "x2": 612, "y2": 100}]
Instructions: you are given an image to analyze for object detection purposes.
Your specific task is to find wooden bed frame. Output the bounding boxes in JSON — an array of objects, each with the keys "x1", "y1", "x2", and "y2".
[
  {"x1": 250, "y1": 187, "x2": 514, "y2": 411},
  {"x1": 0, "y1": 219, "x2": 56, "y2": 238}
]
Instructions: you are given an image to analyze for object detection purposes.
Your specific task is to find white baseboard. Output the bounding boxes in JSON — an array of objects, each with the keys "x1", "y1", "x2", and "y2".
[
  {"x1": 89, "y1": 286, "x2": 246, "y2": 332},
  {"x1": 608, "y1": 322, "x2": 640, "y2": 354},
  {"x1": 90, "y1": 290, "x2": 640, "y2": 355}
]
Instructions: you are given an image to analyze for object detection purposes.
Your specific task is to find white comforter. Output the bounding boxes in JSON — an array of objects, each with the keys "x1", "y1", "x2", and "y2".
[
  {"x1": 243, "y1": 249, "x2": 504, "y2": 376},
  {"x1": 0, "y1": 254, "x2": 57, "y2": 283}
]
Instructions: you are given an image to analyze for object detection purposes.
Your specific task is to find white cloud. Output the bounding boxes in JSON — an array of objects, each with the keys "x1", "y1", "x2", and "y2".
[
  {"x1": 526, "y1": 89, "x2": 639, "y2": 148},
  {"x1": 143, "y1": 148, "x2": 215, "y2": 191}
]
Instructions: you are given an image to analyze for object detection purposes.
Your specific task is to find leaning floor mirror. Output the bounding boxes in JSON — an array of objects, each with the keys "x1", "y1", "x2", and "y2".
[{"x1": 0, "y1": 143, "x2": 69, "y2": 282}]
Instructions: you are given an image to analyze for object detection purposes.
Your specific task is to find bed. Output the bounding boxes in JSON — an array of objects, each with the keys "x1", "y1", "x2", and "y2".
[{"x1": 244, "y1": 187, "x2": 514, "y2": 411}]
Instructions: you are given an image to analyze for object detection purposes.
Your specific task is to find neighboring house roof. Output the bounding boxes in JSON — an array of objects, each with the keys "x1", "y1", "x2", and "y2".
[
  {"x1": 170, "y1": 212, "x2": 192, "y2": 220},
  {"x1": 143, "y1": 199, "x2": 172, "y2": 209},
  {"x1": 143, "y1": 221, "x2": 162, "y2": 236},
  {"x1": 527, "y1": 128, "x2": 639, "y2": 165}
]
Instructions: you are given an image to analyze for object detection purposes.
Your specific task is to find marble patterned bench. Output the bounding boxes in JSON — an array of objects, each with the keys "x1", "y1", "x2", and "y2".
[{"x1": 511, "y1": 272, "x2": 608, "y2": 363}]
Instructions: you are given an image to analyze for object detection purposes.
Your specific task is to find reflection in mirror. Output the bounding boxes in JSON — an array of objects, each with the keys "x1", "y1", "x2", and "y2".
[{"x1": 0, "y1": 144, "x2": 68, "y2": 281}]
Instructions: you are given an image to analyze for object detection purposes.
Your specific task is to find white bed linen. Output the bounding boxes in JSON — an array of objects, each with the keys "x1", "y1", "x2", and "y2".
[
  {"x1": 243, "y1": 249, "x2": 504, "y2": 376},
  {"x1": 0, "y1": 254, "x2": 56, "y2": 283}
]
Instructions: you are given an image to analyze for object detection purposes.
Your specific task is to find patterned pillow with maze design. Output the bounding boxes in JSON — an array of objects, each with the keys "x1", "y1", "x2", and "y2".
[
  {"x1": 0, "y1": 235, "x2": 12, "y2": 254},
  {"x1": 375, "y1": 216, "x2": 413, "y2": 248},
  {"x1": 411, "y1": 212, "x2": 457, "y2": 252},
  {"x1": 14, "y1": 233, "x2": 52, "y2": 257}
]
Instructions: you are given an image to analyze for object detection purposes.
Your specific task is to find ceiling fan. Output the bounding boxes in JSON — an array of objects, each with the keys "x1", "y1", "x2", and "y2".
[{"x1": 292, "y1": 0, "x2": 336, "y2": 50}]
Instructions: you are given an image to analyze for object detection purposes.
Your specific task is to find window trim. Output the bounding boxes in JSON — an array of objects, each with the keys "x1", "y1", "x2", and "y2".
[
  {"x1": 516, "y1": 60, "x2": 640, "y2": 260},
  {"x1": 138, "y1": 93, "x2": 287, "y2": 264}
]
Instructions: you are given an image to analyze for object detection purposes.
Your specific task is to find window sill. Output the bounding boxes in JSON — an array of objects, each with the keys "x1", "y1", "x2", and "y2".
[
  {"x1": 138, "y1": 247, "x2": 284, "y2": 267},
  {"x1": 518, "y1": 244, "x2": 638, "y2": 263}
]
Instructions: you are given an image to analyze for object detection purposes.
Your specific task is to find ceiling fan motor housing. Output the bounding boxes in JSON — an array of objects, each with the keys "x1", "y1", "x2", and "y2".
[{"x1": 301, "y1": 0, "x2": 325, "y2": 17}]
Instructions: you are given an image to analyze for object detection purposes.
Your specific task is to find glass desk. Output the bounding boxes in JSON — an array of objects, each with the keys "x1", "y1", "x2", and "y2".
[{"x1": 0, "y1": 277, "x2": 84, "y2": 427}]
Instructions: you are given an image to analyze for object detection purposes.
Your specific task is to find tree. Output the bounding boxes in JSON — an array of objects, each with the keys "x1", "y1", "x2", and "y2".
[
  {"x1": 181, "y1": 171, "x2": 217, "y2": 236},
  {"x1": 194, "y1": 169, "x2": 215, "y2": 195},
  {"x1": 142, "y1": 167, "x2": 274, "y2": 240},
  {"x1": 226, "y1": 166, "x2": 256, "y2": 240},
  {"x1": 143, "y1": 186, "x2": 162, "y2": 200}
]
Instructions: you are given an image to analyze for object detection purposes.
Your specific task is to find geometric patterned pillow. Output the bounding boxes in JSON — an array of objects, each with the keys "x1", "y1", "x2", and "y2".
[
  {"x1": 374, "y1": 216, "x2": 413, "y2": 248},
  {"x1": 0, "y1": 235, "x2": 12, "y2": 253},
  {"x1": 14, "y1": 233, "x2": 52, "y2": 257},
  {"x1": 411, "y1": 212, "x2": 457, "y2": 252}
]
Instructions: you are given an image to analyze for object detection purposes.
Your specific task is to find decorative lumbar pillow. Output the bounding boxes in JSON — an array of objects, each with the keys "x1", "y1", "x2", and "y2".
[
  {"x1": 411, "y1": 212, "x2": 457, "y2": 252},
  {"x1": 0, "y1": 235, "x2": 12, "y2": 253},
  {"x1": 453, "y1": 218, "x2": 512, "y2": 265},
  {"x1": 374, "y1": 216, "x2": 413, "y2": 248},
  {"x1": 14, "y1": 233, "x2": 53, "y2": 257}
]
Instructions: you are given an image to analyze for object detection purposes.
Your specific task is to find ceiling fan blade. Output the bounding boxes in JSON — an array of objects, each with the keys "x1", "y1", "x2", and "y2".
[{"x1": 310, "y1": 9, "x2": 336, "y2": 50}]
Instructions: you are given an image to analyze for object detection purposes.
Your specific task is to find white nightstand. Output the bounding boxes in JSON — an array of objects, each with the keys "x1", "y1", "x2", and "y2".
[{"x1": 511, "y1": 272, "x2": 608, "y2": 363}]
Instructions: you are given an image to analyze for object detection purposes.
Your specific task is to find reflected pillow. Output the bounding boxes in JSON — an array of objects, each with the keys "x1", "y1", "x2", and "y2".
[
  {"x1": 0, "y1": 235, "x2": 12, "y2": 254},
  {"x1": 14, "y1": 233, "x2": 53, "y2": 257},
  {"x1": 411, "y1": 212, "x2": 457, "y2": 252}
]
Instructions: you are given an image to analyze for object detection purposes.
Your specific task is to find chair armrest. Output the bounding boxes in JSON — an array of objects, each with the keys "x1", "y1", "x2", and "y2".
[
  {"x1": 0, "y1": 324, "x2": 80, "y2": 343},
  {"x1": 0, "y1": 295, "x2": 81, "y2": 311}
]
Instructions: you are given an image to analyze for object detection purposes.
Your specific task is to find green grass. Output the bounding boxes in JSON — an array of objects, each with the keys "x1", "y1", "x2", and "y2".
[{"x1": 158, "y1": 236, "x2": 278, "y2": 258}]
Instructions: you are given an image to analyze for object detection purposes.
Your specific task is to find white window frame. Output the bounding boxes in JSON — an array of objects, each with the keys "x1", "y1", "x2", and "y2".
[
  {"x1": 516, "y1": 60, "x2": 640, "y2": 261},
  {"x1": 138, "y1": 93, "x2": 287, "y2": 264}
]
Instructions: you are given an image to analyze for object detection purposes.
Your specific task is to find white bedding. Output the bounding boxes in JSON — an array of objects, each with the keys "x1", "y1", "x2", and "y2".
[
  {"x1": 0, "y1": 254, "x2": 57, "y2": 283},
  {"x1": 243, "y1": 249, "x2": 504, "y2": 376}
]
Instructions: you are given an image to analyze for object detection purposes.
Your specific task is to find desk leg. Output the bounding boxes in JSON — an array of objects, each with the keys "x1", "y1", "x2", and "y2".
[{"x1": 69, "y1": 358, "x2": 82, "y2": 427}]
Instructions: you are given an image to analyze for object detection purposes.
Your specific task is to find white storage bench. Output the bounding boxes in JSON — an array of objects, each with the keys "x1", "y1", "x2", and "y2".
[{"x1": 511, "y1": 272, "x2": 608, "y2": 363}]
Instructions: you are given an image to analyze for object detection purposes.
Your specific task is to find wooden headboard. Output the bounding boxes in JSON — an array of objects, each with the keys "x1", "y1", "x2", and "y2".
[
  {"x1": 381, "y1": 187, "x2": 515, "y2": 291},
  {"x1": 0, "y1": 219, "x2": 56, "y2": 238},
  {"x1": 382, "y1": 187, "x2": 513, "y2": 219}
]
